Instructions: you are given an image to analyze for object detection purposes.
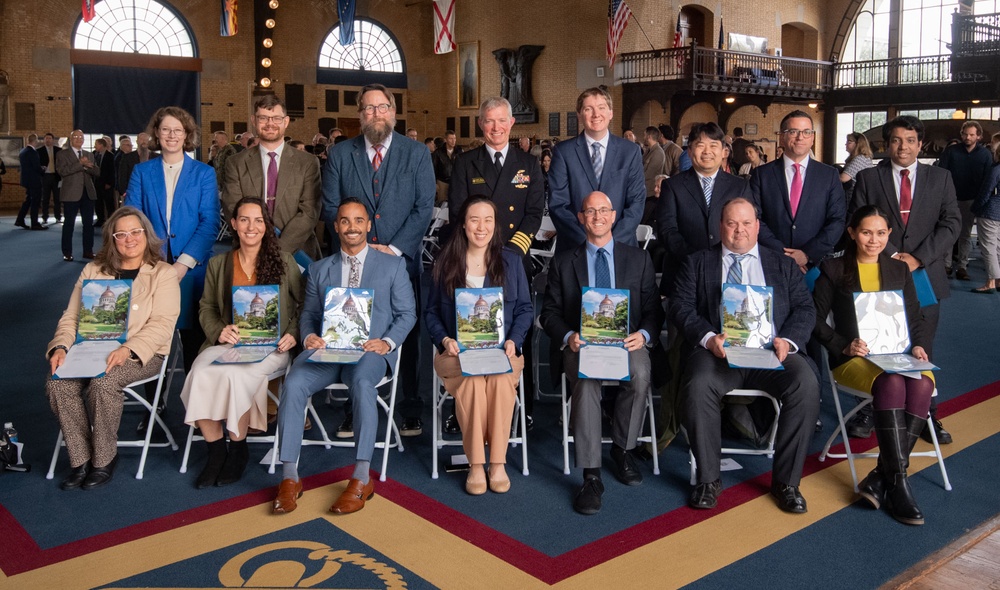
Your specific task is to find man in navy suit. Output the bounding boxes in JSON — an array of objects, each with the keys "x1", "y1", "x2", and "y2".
[
  {"x1": 851, "y1": 115, "x2": 961, "y2": 444},
  {"x1": 37, "y1": 133, "x2": 62, "y2": 224},
  {"x1": 656, "y1": 122, "x2": 753, "y2": 296},
  {"x1": 548, "y1": 87, "x2": 645, "y2": 254},
  {"x1": 751, "y1": 110, "x2": 846, "y2": 272},
  {"x1": 671, "y1": 198, "x2": 819, "y2": 514},
  {"x1": 15, "y1": 134, "x2": 47, "y2": 230},
  {"x1": 272, "y1": 198, "x2": 417, "y2": 516},
  {"x1": 321, "y1": 83, "x2": 435, "y2": 437},
  {"x1": 92, "y1": 137, "x2": 117, "y2": 227},
  {"x1": 540, "y1": 191, "x2": 663, "y2": 515}
]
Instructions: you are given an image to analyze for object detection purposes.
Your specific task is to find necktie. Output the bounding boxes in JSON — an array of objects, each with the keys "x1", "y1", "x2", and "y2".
[
  {"x1": 77, "y1": 150, "x2": 82, "y2": 160},
  {"x1": 595, "y1": 247, "x2": 611, "y2": 288},
  {"x1": 96, "y1": 152, "x2": 102, "y2": 166},
  {"x1": 899, "y1": 169, "x2": 912, "y2": 226},
  {"x1": 591, "y1": 142, "x2": 603, "y2": 181},
  {"x1": 372, "y1": 144, "x2": 384, "y2": 171},
  {"x1": 494, "y1": 151, "x2": 503, "y2": 175},
  {"x1": 789, "y1": 162, "x2": 803, "y2": 218},
  {"x1": 727, "y1": 253, "x2": 748, "y2": 284},
  {"x1": 348, "y1": 256, "x2": 361, "y2": 288},
  {"x1": 266, "y1": 152, "x2": 278, "y2": 215},
  {"x1": 701, "y1": 175, "x2": 713, "y2": 208}
]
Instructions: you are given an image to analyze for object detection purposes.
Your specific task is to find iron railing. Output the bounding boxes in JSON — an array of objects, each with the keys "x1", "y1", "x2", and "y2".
[
  {"x1": 834, "y1": 54, "x2": 952, "y2": 88},
  {"x1": 952, "y1": 11, "x2": 1000, "y2": 55}
]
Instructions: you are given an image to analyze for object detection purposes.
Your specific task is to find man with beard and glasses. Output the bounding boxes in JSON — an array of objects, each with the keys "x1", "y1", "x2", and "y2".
[
  {"x1": 322, "y1": 83, "x2": 435, "y2": 439},
  {"x1": 223, "y1": 94, "x2": 321, "y2": 259}
]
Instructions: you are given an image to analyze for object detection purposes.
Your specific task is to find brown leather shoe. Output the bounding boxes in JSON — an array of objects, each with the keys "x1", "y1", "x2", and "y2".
[
  {"x1": 271, "y1": 478, "x2": 303, "y2": 514},
  {"x1": 330, "y1": 478, "x2": 374, "y2": 514}
]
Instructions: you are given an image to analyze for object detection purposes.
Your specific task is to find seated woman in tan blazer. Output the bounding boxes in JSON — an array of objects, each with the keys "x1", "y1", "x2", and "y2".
[{"x1": 46, "y1": 206, "x2": 180, "y2": 490}]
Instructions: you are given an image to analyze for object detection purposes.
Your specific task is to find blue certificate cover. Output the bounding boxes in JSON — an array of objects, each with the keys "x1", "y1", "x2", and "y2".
[
  {"x1": 455, "y1": 287, "x2": 512, "y2": 376},
  {"x1": 213, "y1": 285, "x2": 280, "y2": 364},
  {"x1": 720, "y1": 283, "x2": 783, "y2": 370},
  {"x1": 578, "y1": 287, "x2": 630, "y2": 381},
  {"x1": 55, "y1": 279, "x2": 133, "y2": 379},
  {"x1": 306, "y1": 287, "x2": 373, "y2": 364}
]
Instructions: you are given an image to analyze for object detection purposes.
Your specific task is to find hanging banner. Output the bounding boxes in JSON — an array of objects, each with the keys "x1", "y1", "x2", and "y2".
[
  {"x1": 220, "y1": 0, "x2": 238, "y2": 37},
  {"x1": 433, "y1": 0, "x2": 456, "y2": 54}
]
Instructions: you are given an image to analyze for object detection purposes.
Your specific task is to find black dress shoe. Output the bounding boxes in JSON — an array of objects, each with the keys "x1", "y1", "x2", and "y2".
[
  {"x1": 689, "y1": 479, "x2": 722, "y2": 509},
  {"x1": 400, "y1": 417, "x2": 423, "y2": 437},
  {"x1": 336, "y1": 416, "x2": 354, "y2": 439},
  {"x1": 573, "y1": 476, "x2": 604, "y2": 515},
  {"x1": 14, "y1": 220, "x2": 29, "y2": 229},
  {"x1": 63, "y1": 255, "x2": 74, "y2": 262},
  {"x1": 82, "y1": 252, "x2": 95, "y2": 260},
  {"x1": 82, "y1": 455, "x2": 118, "y2": 490},
  {"x1": 444, "y1": 413, "x2": 461, "y2": 434},
  {"x1": 30, "y1": 224, "x2": 49, "y2": 231},
  {"x1": 770, "y1": 482, "x2": 808, "y2": 513},
  {"x1": 955, "y1": 268, "x2": 971, "y2": 281},
  {"x1": 610, "y1": 445, "x2": 642, "y2": 486},
  {"x1": 920, "y1": 419, "x2": 952, "y2": 444},
  {"x1": 60, "y1": 462, "x2": 91, "y2": 490},
  {"x1": 847, "y1": 410, "x2": 875, "y2": 439}
]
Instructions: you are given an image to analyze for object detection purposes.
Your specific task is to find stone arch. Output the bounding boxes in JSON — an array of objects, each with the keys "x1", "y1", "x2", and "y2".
[
  {"x1": 781, "y1": 22, "x2": 819, "y2": 60},
  {"x1": 677, "y1": 102, "x2": 718, "y2": 141}
]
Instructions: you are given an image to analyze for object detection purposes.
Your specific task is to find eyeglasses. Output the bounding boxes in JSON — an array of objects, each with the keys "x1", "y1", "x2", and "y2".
[
  {"x1": 112, "y1": 228, "x2": 145, "y2": 241},
  {"x1": 255, "y1": 115, "x2": 287, "y2": 124},
  {"x1": 158, "y1": 128, "x2": 186, "y2": 137},
  {"x1": 360, "y1": 104, "x2": 392, "y2": 115},
  {"x1": 781, "y1": 129, "x2": 815, "y2": 138},
  {"x1": 582, "y1": 207, "x2": 613, "y2": 218}
]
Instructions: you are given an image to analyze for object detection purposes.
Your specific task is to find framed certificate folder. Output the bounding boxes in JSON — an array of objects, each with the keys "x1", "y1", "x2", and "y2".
[
  {"x1": 720, "y1": 283, "x2": 783, "y2": 370},
  {"x1": 854, "y1": 290, "x2": 938, "y2": 375},
  {"x1": 55, "y1": 279, "x2": 132, "y2": 379},
  {"x1": 455, "y1": 287, "x2": 511, "y2": 376},
  {"x1": 578, "y1": 287, "x2": 630, "y2": 381},
  {"x1": 213, "y1": 285, "x2": 280, "y2": 364},
  {"x1": 307, "y1": 287, "x2": 373, "y2": 364}
]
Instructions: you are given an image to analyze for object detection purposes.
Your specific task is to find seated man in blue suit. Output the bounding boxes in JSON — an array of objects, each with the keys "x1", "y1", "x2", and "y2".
[
  {"x1": 548, "y1": 87, "x2": 646, "y2": 254},
  {"x1": 671, "y1": 198, "x2": 819, "y2": 514},
  {"x1": 750, "y1": 110, "x2": 846, "y2": 272},
  {"x1": 272, "y1": 198, "x2": 416, "y2": 516}
]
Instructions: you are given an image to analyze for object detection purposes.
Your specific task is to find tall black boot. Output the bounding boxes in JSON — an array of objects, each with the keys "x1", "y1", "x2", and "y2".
[
  {"x1": 857, "y1": 459, "x2": 884, "y2": 509},
  {"x1": 196, "y1": 439, "x2": 228, "y2": 489},
  {"x1": 874, "y1": 409, "x2": 924, "y2": 526},
  {"x1": 216, "y1": 438, "x2": 249, "y2": 486}
]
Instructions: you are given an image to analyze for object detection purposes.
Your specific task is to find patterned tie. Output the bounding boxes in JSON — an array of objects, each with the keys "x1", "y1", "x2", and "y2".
[
  {"x1": 348, "y1": 256, "x2": 361, "y2": 288},
  {"x1": 372, "y1": 144, "x2": 384, "y2": 171},
  {"x1": 899, "y1": 169, "x2": 912, "y2": 226},
  {"x1": 266, "y1": 152, "x2": 278, "y2": 216},
  {"x1": 789, "y1": 162, "x2": 803, "y2": 218},
  {"x1": 727, "y1": 253, "x2": 748, "y2": 285},
  {"x1": 494, "y1": 151, "x2": 503, "y2": 176},
  {"x1": 595, "y1": 248, "x2": 611, "y2": 288},
  {"x1": 591, "y1": 142, "x2": 603, "y2": 181},
  {"x1": 701, "y1": 175, "x2": 713, "y2": 208}
]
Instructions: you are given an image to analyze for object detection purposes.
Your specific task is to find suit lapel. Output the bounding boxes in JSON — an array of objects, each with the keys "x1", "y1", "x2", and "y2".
[
  {"x1": 574, "y1": 135, "x2": 599, "y2": 190},
  {"x1": 612, "y1": 245, "x2": 629, "y2": 287},
  {"x1": 274, "y1": 147, "x2": 296, "y2": 220},
  {"x1": 773, "y1": 161, "x2": 792, "y2": 220},
  {"x1": 472, "y1": 146, "x2": 497, "y2": 193},
  {"x1": 572, "y1": 247, "x2": 589, "y2": 293},
  {"x1": 149, "y1": 162, "x2": 168, "y2": 227},
  {"x1": 910, "y1": 163, "x2": 933, "y2": 225},
  {"x1": 242, "y1": 151, "x2": 263, "y2": 199},
  {"x1": 350, "y1": 137, "x2": 376, "y2": 206},
  {"x1": 687, "y1": 172, "x2": 708, "y2": 216}
]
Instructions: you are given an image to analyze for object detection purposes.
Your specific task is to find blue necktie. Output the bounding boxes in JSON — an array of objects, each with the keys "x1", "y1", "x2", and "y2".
[
  {"x1": 591, "y1": 142, "x2": 603, "y2": 181},
  {"x1": 701, "y1": 175, "x2": 713, "y2": 208},
  {"x1": 727, "y1": 253, "x2": 748, "y2": 284},
  {"x1": 595, "y1": 247, "x2": 611, "y2": 288}
]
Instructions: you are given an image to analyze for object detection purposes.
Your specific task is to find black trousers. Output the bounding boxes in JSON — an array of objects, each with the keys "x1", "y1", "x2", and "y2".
[
  {"x1": 61, "y1": 199, "x2": 95, "y2": 257},
  {"x1": 94, "y1": 187, "x2": 116, "y2": 224},
  {"x1": 16, "y1": 186, "x2": 42, "y2": 225},
  {"x1": 42, "y1": 174, "x2": 61, "y2": 220}
]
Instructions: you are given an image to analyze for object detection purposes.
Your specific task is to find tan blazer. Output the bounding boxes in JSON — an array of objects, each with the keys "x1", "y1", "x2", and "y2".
[
  {"x1": 55, "y1": 147, "x2": 99, "y2": 202},
  {"x1": 47, "y1": 262, "x2": 181, "y2": 364},
  {"x1": 221, "y1": 144, "x2": 322, "y2": 258}
]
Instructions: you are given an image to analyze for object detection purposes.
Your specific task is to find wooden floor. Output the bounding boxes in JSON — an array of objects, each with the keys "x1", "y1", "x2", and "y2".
[{"x1": 883, "y1": 513, "x2": 1000, "y2": 589}]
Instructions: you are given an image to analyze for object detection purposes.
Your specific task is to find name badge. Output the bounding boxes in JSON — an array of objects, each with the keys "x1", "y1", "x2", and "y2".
[{"x1": 472, "y1": 177, "x2": 486, "y2": 185}]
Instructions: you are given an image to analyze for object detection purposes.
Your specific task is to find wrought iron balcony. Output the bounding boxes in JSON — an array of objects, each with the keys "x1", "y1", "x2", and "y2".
[{"x1": 952, "y1": 11, "x2": 1000, "y2": 55}]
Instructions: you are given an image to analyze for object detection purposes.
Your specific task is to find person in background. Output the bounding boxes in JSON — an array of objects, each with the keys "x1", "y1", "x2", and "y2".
[
  {"x1": 841, "y1": 132, "x2": 875, "y2": 183},
  {"x1": 938, "y1": 121, "x2": 993, "y2": 281},
  {"x1": 738, "y1": 144, "x2": 764, "y2": 180},
  {"x1": 971, "y1": 141, "x2": 1000, "y2": 294},
  {"x1": 55, "y1": 130, "x2": 99, "y2": 261},
  {"x1": 15, "y1": 134, "x2": 47, "y2": 230}
]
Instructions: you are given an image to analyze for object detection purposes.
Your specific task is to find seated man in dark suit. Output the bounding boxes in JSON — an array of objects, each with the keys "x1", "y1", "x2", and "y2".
[
  {"x1": 670, "y1": 198, "x2": 819, "y2": 513},
  {"x1": 271, "y1": 198, "x2": 416, "y2": 516},
  {"x1": 540, "y1": 191, "x2": 664, "y2": 515}
]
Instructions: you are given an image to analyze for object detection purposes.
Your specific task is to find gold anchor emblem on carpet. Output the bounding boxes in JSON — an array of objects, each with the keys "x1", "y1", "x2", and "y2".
[{"x1": 217, "y1": 540, "x2": 408, "y2": 588}]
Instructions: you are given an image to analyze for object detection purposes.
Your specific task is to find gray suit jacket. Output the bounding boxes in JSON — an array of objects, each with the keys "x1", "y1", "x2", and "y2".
[
  {"x1": 55, "y1": 148, "x2": 98, "y2": 202},
  {"x1": 222, "y1": 144, "x2": 322, "y2": 258},
  {"x1": 851, "y1": 160, "x2": 961, "y2": 299}
]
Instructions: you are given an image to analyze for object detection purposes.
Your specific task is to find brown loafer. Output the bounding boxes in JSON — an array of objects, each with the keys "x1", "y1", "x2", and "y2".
[
  {"x1": 330, "y1": 478, "x2": 374, "y2": 514},
  {"x1": 271, "y1": 478, "x2": 303, "y2": 514}
]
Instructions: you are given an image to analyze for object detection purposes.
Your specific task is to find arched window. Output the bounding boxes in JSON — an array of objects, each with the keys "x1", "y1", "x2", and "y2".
[
  {"x1": 317, "y1": 18, "x2": 407, "y2": 88},
  {"x1": 73, "y1": 0, "x2": 196, "y2": 57}
]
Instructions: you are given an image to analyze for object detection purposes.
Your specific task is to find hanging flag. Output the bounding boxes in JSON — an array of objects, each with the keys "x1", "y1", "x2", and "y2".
[
  {"x1": 82, "y1": 0, "x2": 96, "y2": 23},
  {"x1": 338, "y1": 0, "x2": 357, "y2": 46},
  {"x1": 606, "y1": 0, "x2": 633, "y2": 68},
  {"x1": 433, "y1": 0, "x2": 457, "y2": 54},
  {"x1": 717, "y1": 18, "x2": 725, "y2": 75},
  {"x1": 718, "y1": 18, "x2": 725, "y2": 50},
  {"x1": 673, "y1": 11, "x2": 684, "y2": 69},
  {"x1": 220, "y1": 0, "x2": 238, "y2": 37}
]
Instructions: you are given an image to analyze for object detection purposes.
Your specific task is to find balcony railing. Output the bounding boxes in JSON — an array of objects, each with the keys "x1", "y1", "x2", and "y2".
[
  {"x1": 835, "y1": 54, "x2": 952, "y2": 88},
  {"x1": 619, "y1": 46, "x2": 833, "y2": 93},
  {"x1": 952, "y1": 11, "x2": 1000, "y2": 55}
]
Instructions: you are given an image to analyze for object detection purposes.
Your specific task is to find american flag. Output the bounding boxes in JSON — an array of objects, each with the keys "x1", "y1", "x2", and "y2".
[
  {"x1": 82, "y1": 0, "x2": 96, "y2": 23},
  {"x1": 672, "y1": 11, "x2": 684, "y2": 69},
  {"x1": 606, "y1": 0, "x2": 632, "y2": 68}
]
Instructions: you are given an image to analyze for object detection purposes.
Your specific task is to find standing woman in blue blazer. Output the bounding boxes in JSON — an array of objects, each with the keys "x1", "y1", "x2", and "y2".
[
  {"x1": 426, "y1": 196, "x2": 532, "y2": 496},
  {"x1": 126, "y1": 106, "x2": 219, "y2": 371}
]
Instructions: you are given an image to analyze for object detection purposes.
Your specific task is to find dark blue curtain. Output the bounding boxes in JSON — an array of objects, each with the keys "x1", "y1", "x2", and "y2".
[{"x1": 72, "y1": 65, "x2": 200, "y2": 133}]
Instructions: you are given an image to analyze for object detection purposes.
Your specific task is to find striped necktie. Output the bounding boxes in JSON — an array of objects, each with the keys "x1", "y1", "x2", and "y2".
[
  {"x1": 727, "y1": 253, "x2": 748, "y2": 284},
  {"x1": 701, "y1": 175, "x2": 713, "y2": 208},
  {"x1": 591, "y1": 142, "x2": 603, "y2": 181}
]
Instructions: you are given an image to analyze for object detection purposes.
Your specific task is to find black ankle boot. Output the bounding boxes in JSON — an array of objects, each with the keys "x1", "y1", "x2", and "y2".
[
  {"x1": 874, "y1": 409, "x2": 924, "y2": 526},
  {"x1": 216, "y1": 439, "x2": 249, "y2": 486},
  {"x1": 196, "y1": 439, "x2": 228, "y2": 489}
]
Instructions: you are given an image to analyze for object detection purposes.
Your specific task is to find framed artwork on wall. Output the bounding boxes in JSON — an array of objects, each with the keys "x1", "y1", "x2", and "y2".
[
  {"x1": 0, "y1": 136, "x2": 24, "y2": 168},
  {"x1": 458, "y1": 42, "x2": 479, "y2": 109}
]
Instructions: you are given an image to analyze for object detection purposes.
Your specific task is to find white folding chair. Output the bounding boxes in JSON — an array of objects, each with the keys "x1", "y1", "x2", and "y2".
[
  {"x1": 529, "y1": 216, "x2": 557, "y2": 273},
  {"x1": 46, "y1": 353, "x2": 179, "y2": 481},
  {"x1": 818, "y1": 354, "x2": 952, "y2": 492},
  {"x1": 430, "y1": 355, "x2": 529, "y2": 479},
  {"x1": 179, "y1": 360, "x2": 290, "y2": 475},
  {"x1": 686, "y1": 389, "x2": 780, "y2": 485},
  {"x1": 216, "y1": 207, "x2": 232, "y2": 241},
  {"x1": 422, "y1": 206, "x2": 450, "y2": 268},
  {"x1": 560, "y1": 374, "x2": 660, "y2": 476},
  {"x1": 300, "y1": 345, "x2": 404, "y2": 482},
  {"x1": 636, "y1": 224, "x2": 655, "y2": 250}
]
